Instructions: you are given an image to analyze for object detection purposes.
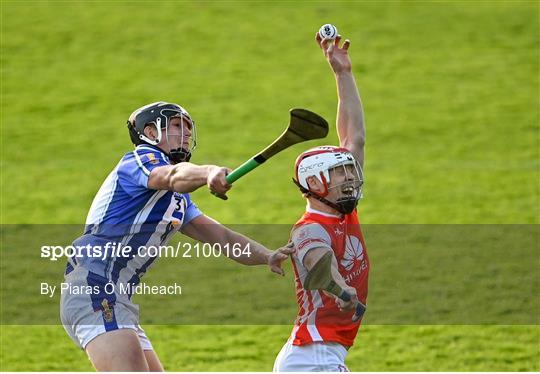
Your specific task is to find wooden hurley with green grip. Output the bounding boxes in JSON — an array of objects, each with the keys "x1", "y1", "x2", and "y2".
[{"x1": 212, "y1": 108, "x2": 329, "y2": 200}]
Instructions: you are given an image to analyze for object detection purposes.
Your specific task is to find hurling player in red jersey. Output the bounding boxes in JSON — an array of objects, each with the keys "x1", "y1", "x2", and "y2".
[{"x1": 273, "y1": 32, "x2": 368, "y2": 372}]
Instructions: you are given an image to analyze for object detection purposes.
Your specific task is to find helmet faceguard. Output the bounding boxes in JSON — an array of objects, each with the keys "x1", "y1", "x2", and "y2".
[
  {"x1": 293, "y1": 146, "x2": 364, "y2": 215},
  {"x1": 127, "y1": 101, "x2": 197, "y2": 163},
  {"x1": 161, "y1": 107, "x2": 197, "y2": 163},
  {"x1": 326, "y1": 162, "x2": 364, "y2": 214}
]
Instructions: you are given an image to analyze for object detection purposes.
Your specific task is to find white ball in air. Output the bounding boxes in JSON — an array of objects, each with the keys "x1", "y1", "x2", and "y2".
[{"x1": 319, "y1": 24, "x2": 338, "y2": 40}]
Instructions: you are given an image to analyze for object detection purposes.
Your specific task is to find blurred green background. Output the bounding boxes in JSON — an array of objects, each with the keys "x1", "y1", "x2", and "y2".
[{"x1": 1, "y1": 0, "x2": 538, "y2": 371}]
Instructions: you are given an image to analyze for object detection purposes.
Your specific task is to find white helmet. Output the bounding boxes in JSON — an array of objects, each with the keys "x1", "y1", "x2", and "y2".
[{"x1": 293, "y1": 146, "x2": 364, "y2": 214}]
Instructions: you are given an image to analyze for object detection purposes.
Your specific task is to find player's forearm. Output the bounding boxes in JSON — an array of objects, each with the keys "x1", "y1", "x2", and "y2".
[
  {"x1": 220, "y1": 229, "x2": 271, "y2": 266},
  {"x1": 168, "y1": 163, "x2": 212, "y2": 193},
  {"x1": 335, "y1": 72, "x2": 366, "y2": 148},
  {"x1": 330, "y1": 255, "x2": 352, "y2": 291},
  {"x1": 305, "y1": 248, "x2": 351, "y2": 292},
  {"x1": 182, "y1": 216, "x2": 271, "y2": 266}
]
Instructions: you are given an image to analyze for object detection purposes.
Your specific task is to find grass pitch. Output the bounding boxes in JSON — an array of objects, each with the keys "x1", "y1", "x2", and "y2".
[{"x1": 1, "y1": 1, "x2": 538, "y2": 371}]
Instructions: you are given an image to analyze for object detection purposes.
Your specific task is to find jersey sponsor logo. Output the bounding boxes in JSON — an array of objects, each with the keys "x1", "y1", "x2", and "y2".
[{"x1": 340, "y1": 235, "x2": 364, "y2": 271}]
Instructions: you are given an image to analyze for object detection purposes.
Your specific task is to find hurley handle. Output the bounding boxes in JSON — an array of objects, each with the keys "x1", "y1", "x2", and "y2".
[
  {"x1": 339, "y1": 290, "x2": 367, "y2": 322},
  {"x1": 225, "y1": 158, "x2": 263, "y2": 184},
  {"x1": 211, "y1": 157, "x2": 265, "y2": 200},
  {"x1": 211, "y1": 158, "x2": 264, "y2": 200}
]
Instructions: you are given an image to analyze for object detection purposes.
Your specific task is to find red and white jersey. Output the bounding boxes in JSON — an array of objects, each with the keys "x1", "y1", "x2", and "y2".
[{"x1": 289, "y1": 207, "x2": 369, "y2": 347}]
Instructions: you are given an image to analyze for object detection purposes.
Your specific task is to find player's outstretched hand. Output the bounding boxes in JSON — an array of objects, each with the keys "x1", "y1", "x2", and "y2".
[
  {"x1": 207, "y1": 166, "x2": 232, "y2": 196},
  {"x1": 315, "y1": 32, "x2": 352, "y2": 75},
  {"x1": 268, "y1": 242, "x2": 294, "y2": 276}
]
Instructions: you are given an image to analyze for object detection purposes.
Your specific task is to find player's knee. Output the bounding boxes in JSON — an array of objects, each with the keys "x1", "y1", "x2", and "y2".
[{"x1": 86, "y1": 329, "x2": 149, "y2": 371}]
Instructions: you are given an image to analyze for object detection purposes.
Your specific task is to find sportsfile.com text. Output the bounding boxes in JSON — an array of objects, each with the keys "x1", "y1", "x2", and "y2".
[{"x1": 40, "y1": 242, "x2": 252, "y2": 261}]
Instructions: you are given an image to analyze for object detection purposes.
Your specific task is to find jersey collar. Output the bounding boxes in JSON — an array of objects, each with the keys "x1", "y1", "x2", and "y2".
[
  {"x1": 135, "y1": 144, "x2": 171, "y2": 163},
  {"x1": 306, "y1": 206, "x2": 342, "y2": 218}
]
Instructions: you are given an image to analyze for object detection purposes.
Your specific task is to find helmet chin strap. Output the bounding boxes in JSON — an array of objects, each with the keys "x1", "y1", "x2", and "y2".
[
  {"x1": 335, "y1": 196, "x2": 358, "y2": 215},
  {"x1": 292, "y1": 179, "x2": 357, "y2": 215},
  {"x1": 168, "y1": 148, "x2": 191, "y2": 163}
]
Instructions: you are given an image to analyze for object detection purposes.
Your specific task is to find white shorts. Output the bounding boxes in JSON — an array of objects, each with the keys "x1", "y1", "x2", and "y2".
[
  {"x1": 273, "y1": 339, "x2": 349, "y2": 372},
  {"x1": 60, "y1": 266, "x2": 153, "y2": 351}
]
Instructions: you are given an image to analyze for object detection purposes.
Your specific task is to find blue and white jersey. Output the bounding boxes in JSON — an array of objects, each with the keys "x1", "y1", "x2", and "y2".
[{"x1": 68, "y1": 144, "x2": 202, "y2": 288}]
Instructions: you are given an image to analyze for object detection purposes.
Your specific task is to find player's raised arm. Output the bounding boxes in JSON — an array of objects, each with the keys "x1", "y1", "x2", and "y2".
[{"x1": 316, "y1": 32, "x2": 366, "y2": 168}]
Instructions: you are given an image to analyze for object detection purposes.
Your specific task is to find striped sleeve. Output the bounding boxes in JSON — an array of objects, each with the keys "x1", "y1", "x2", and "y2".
[
  {"x1": 291, "y1": 223, "x2": 332, "y2": 266},
  {"x1": 118, "y1": 147, "x2": 170, "y2": 193}
]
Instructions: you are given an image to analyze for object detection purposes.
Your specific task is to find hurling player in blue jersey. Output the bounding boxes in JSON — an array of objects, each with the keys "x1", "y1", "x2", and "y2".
[{"x1": 60, "y1": 102, "x2": 293, "y2": 371}]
